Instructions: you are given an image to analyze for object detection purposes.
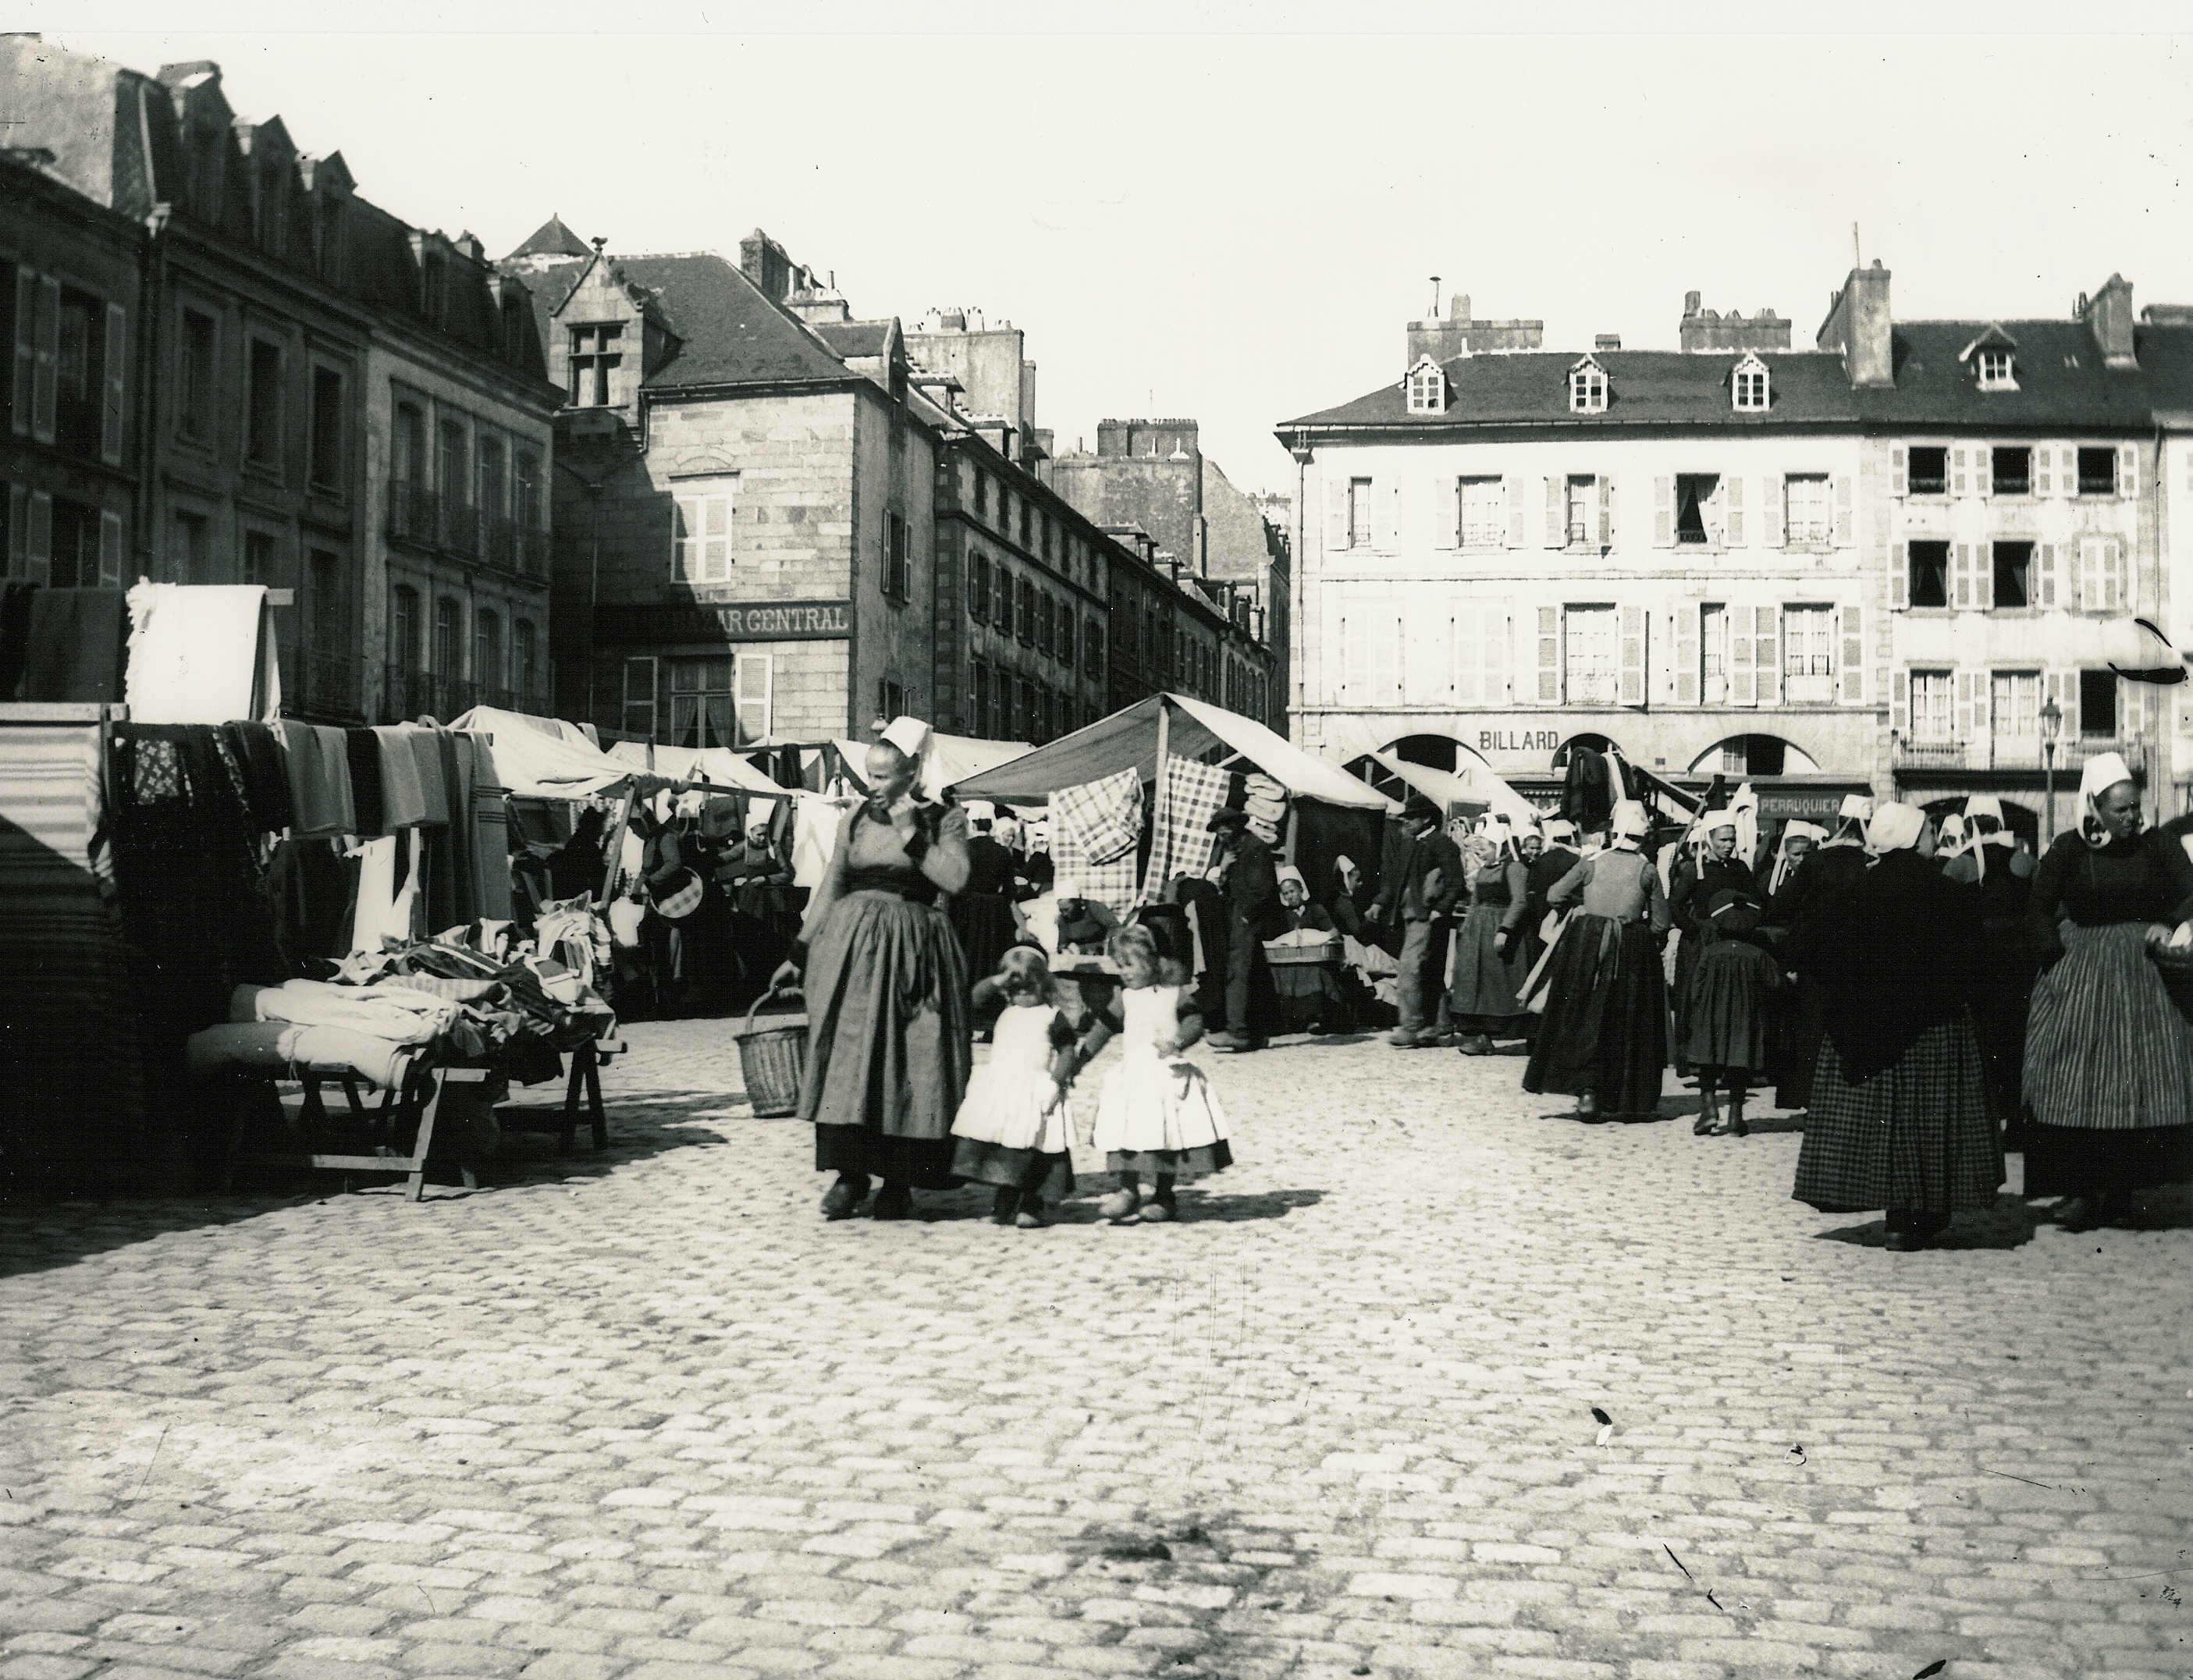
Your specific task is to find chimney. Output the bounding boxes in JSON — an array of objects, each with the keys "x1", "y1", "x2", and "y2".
[
  {"x1": 2082, "y1": 274, "x2": 2138, "y2": 369},
  {"x1": 1594, "y1": 333, "x2": 1622, "y2": 353},
  {"x1": 1816, "y1": 260, "x2": 1893, "y2": 389}
]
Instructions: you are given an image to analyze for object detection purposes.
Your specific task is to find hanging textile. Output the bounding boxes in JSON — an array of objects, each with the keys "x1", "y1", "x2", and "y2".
[
  {"x1": 122, "y1": 582, "x2": 278, "y2": 724},
  {"x1": 1051, "y1": 766, "x2": 1143, "y2": 919},
  {"x1": 1142, "y1": 757, "x2": 1235, "y2": 904},
  {"x1": 17, "y1": 588, "x2": 129, "y2": 703},
  {"x1": 274, "y1": 720, "x2": 357, "y2": 836}
]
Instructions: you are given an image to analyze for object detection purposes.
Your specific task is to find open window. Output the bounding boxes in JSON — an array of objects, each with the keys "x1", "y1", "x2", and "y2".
[
  {"x1": 1674, "y1": 474, "x2": 1719, "y2": 545},
  {"x1": 1907, "y1": 542, "x2": 1950, "y2": 608}
]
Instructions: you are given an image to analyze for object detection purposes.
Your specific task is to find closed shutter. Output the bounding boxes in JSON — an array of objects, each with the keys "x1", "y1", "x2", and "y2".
[
  {"x1": 1725, "y1": 475, "x2": 1746, "y2": 547},
  {"x1": 1381, "y1": 481, "x2": 1401, "y2": 551},
  {"x1": 2056, "y1": 669, "x2": 2080, "y2": 737},
  {"x1": 1449, "y1": 606, "x2": 1479, "y2": 705},
  {"x1": 1956, "y1": 670, "x2": 1979, "y2": 744},
  {"x1": 32, "y1": 275, "x2": 59, "y2": 445},
  {"x1": 1761, "y1": 475, "x2": 1784, "y2": 547},
  {"x1": 1536, "y1": 605, "x2": 1560, "y2": 703},
  {"x1": 1543, "y1": 476, "x2": 1562, "y2": 548},
  {"x1": 1891, "y1": 444, "x2": 1907, "y2": 497},
  {"x1": 1893, "y1": 668, "x2": 1909, "y2": 734},
  {"x1": 2061, "y1": 445, "x2": 2077, "y2": 496},
  {"x1": 5, "y1": 484, "x2": 23, "y2": 578},
  {"x1": 1338, "y1": 610, "x2": 1366, "y2": 701},
  {"x1": 1952, "y1": 446, "x2": 1968, "y2": 497},
  {"x1": 2103, "y1": 536, "x2": 2127, "y2": 611},
  {"x1": 1374, "y1": 608, "x2": 1403, "y2": 703},
  {"x1": 1431, "y1": 477, "x2": 1456, "y2": 550},
  {"x1": 1974, "y1": 541, "x2": 1993, "y2": 610},
  {"x1": 98, "y1": 509, "x2": 123, "y2": 588},
  {"x1": 1598, "y1": 476, "x2": 1614, "y2": 548},
  {"x1": 1483, "y1": 607, "x2": 1510, "y2": 705},
  {"x1": 2035, "y1": 444, "x2": 2053, "y2": 496},
  {"x1": 2120, "y1": 442, "x2": 2141, "y2": 499},
  {"x1": 1832, "y1": 474, "x2": 1854, "y2": 545},
  {"x1": 1839, "y1": 602, "x2": 1864, "y2": 705},
  {"x1": 1674, "y1": 603, "x2": 1699, "y2": 705},
  {"x1": 25, "y1": 489, "x2": 52, "y2": 587},
  {"x1": 2075, "y1": 536, "x2": 2100, "y2": 611},
  {"x1": 9, "y1": 269, "x2": 34, "y2": 436},
  {"x1": 1757, "y1": 604, "x2": 1781, "y2": 706},
  {"x1": 1619, "y1": 605, "x2": 1647, "y2": 707},
  {"x1": 101, "y1": 302, "x2": 126, "y2": 466},
  {"x1": 1325, "y1": 475, "x2": 1349, "y2": 552},
  {"x1": 1653, "y1": 475, "x2": 1673, "y2": 547},
  {"x1": 734, "y1": 652, "x2": 773, "y2": 745},
  {"x1": 1729, "y1": 604, "x2": 1758, "y2": 708},
  {"x1": 2037, "y1": 542, "x2": 2057, "y2": 607},
  {"x1": 1953, "y1": 544, "x2": 1972, "y2": 609},
  {"x1": 1971, "y1": 445, "x2": 1990, "y2": 499},
  {"x1": 1890, "y1": 542, "x2": 1910, "y2": 609},
  {"x1": 1505, "y1": 474, "x2": 1526, "y2": 548},
  {"x1": 1398, "y1": 476, "x2": 1419, "y2": 553}
]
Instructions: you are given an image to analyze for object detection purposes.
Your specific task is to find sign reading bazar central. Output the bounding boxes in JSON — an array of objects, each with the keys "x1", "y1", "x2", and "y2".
[
  {"x1": 599, "y1": 601, "x2": 851, "y2": 644},
  {"x1": 715, "y1": 602, "x2": 850, "y2": 639}
]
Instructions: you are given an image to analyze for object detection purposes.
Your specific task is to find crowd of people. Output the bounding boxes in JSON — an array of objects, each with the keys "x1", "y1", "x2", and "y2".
[{"x1": 746, "y1": 730, "x2": 2189, "y2": 1248}]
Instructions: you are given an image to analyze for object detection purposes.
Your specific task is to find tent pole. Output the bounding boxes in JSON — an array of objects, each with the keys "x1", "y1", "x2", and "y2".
[
  {"x1": 1149, "y1": 695, "x2": 1170, "y2": 906},
  {"x1": 599, "y1": 780, "x2": 635, "y2": 910}
]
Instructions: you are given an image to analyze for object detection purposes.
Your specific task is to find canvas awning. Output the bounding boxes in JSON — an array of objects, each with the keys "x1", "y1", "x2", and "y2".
[
  {"x1": 949, "y1": 692, "x2": 1394, "y2": 812},
  {"x1": 832, "y1": 730, "x2": 1035, "y2": 802},
  {"x1": 1369, "y1": 751, "x2": 1542, "y2": 826},
  {"x1": 604, "y1": 739, "x2": 784, "y2": 794},
  {"x1": 449, "y1": 705, "x2": 635, "y2": 800}
]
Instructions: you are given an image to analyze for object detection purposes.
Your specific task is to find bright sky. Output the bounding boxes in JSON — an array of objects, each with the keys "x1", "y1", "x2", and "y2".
[{"x1": 41, "y1": 9, "x2": 2193, "y2": 496}]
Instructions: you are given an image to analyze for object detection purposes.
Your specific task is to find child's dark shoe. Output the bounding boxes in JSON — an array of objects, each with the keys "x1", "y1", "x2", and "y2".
[{"x1": 990, "y1": 1187, "x2": 1020, "y2": 1225}]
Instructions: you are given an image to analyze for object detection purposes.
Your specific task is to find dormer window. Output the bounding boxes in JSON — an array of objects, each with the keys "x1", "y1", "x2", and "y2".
[
  {"x1": 1732, "y1": 354, "x2": 1769, "y2": 412},
  {"x1": 1404, "y1": 357, "x2": 1446, "y2": 415},
  {"x1": 1977, "y1": 348, "x2": 2016, "y2": 390},
  {"x1": 1568, "y1": 357, "x2": 1607, "y2": 414}
]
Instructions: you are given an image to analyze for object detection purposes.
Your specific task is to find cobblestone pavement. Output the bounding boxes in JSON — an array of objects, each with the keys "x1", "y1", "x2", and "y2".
[{"x1": 4, "y1": 1023, "x2": 2192, "y2": 1680}]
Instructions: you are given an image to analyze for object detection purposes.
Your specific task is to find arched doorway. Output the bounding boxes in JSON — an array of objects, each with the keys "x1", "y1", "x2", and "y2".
[
  {"x1": 1687, "y1": 734, "x2": 1822, "y2": 777},
  {"x1": 1387, "y1": 733, "x2": 1463, "y2": 773},
  {"x1": 1551, "y1": 732, "x2": 1620, "y2": 771}
]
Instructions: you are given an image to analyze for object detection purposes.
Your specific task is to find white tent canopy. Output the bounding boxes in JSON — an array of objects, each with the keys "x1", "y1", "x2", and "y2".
[
  {"x1": 949, "y1": 692, "x2": 1395, "y2": 812},
  {"x1": 1370, "y1": 751, "x2": 1542, "y2": 827},
  {"x1": 449, "y1": 705, "x2": 635, "y2": 800},
  {"x1": 605, "y1": 739, "x2": 784, "y2": 795},
  {"x1": 833, "y1": 730, "x2": 1034, "y2": 802}
]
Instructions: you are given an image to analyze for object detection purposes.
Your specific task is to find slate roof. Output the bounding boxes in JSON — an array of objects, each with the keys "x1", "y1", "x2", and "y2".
[
  {"x1": 506, "y1": 213, "x2": 592, "y2": 259},
  {"x1": 616, "y1": 254, "x2": 855, "y2": 390},
  {"x1": 812, "y1": 321, "x2": 895, "y2": 361},
  {"x1": 1284, "y1": 318, "x2": 2193, "y2": 435}
]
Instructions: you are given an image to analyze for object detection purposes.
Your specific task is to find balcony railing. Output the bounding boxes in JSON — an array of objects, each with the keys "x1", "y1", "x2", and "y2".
[
  {"x1": 1894, "y1": 736, "x2": 2149, "y2": 774},
  {"x1": 439, "y1": 494, "x2": 478, "y2": 558},
  {"x1": 384, "y1": 667, "x2": 478, "y2": 723},
  {"x1": 519, "y1": 524, "x2": 546, "y2": 577},
  {"x1": 388, "y1": 480, "x2": 435, "y2": 545},
  {"x1": 280, "y1": 645, "x2": 357, "y2": 720},
  {"x1": 483, "y1": 515, "x2": 518, "y2": 571}
]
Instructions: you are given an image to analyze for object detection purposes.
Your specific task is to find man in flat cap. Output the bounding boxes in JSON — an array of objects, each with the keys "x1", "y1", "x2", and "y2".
[
  {"x1": 1205, "y1": 807, "x2": 1283, "y2": 1052},
  {"x1": 1367, "y1": 793, "x2": 1463, "y2": 1047}
]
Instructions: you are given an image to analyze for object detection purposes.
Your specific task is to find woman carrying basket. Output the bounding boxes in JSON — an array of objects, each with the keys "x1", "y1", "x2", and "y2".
[{"x1": 772, "y1": 727, "x2": 974, "y2": 1221}]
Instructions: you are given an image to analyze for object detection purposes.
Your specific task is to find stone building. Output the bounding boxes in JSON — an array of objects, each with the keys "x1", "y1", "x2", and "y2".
[
  {"x1": 0, "y1": 39, "x2": 559, "y2": 726},
  {"x1": 1278, "y1": 266, "x2": 2193, "y2": 831},
  {"x1": 1044, "y1": 417, "x2": 1289, "y2": 730},
  {"x1": 499, "y1": 226, "x2": 946, "y2": 747}
]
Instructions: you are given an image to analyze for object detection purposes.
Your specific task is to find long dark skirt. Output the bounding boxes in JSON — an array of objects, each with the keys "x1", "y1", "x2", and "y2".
[
  {"x1": 1775, "y1": 975, "x2": 1829, "y2": 1110},
  {"x1": 949, "y1": 890, "x2": 1018, "y2": 988},
  {"x1": 2024, "y1": 922, "x2": 2193, "y2": 1196},
  {"x1": 1448, "y1": 902, "x2": 1534, "y2": 1035},
  {"x1": 1670, "y1": 928, "x2": 1704, "y2": 1074},
  {"x1": 1793, "y1": 1016, "x2": 2003, "y2": 1215},
  {"x1": 801, "y1": 889, "x2": 971, "y2": 1188},
  {"x1": 1523, "y1": 913, "x2": 1668, "y2": 1116},
  {"x1": 1682, "y1": 939, "x2": 1779, "y2": 1076},
  {"x1": 1972, "y1": 925, "x2": 2037, "y2": 1134}
]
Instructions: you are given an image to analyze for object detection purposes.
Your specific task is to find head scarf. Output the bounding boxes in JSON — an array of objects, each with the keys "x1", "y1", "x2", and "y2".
[
  {"x1": 1275, "y1": 864, "x2": 1306, "y2": 893},
  {"x1": 1866, "y1": 801, "x2": 1927, "y2": 856},
  {"x1": 1767, "y1": 819, "x2": 1825, "y2": 895},
  {"x1": 2080, "y1": 751, "x2": 2138, "y2": 850},
  {"x1": 1542, "y1": 817, "x2": 1578, "y2": 847},
  {"x1": 1937, "y1": 811, "x2": 1967, "y2": 854},
  {"x1": 1829, "y1": 791, "x2": 1874, "y2": 847},
  {"x1": 1609, "y1": 801, "x2": 1649, "y2": 850},
  {"x1": 1959, "y1": 792, "x2": 2013, "y2": 879}
]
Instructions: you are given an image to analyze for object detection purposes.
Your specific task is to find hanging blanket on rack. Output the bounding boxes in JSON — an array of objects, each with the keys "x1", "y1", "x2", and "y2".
[
  {"x1": 1143, "y1": 757, "x2": 1235, "y2": 904},
  {"x1": 1050, "y1": 767, "x2": 1143, "y2": 920}
]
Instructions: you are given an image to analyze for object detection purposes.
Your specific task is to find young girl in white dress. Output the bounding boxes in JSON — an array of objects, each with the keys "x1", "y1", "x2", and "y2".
[
  {"x1": 950, "y1": 945, "x2": 1079, "y2": 1227},
  {"x1": 1063, "y1": 922, "x2": 1233, "y2": 1224}
]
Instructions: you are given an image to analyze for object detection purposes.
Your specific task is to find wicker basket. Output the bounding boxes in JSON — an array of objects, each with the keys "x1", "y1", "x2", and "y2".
[
  {"x1": 731, "y1": 986, "x2": 809, "y2": 1118},
  {"x1": 1263, "y1": 932, "x2": 1343, "y2": 968}
]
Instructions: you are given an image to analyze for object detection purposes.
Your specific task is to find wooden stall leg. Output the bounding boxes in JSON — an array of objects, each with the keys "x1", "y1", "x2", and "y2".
[
  {"x1": 585, "y1": 1049, "x2": 606, "y2": 1151},
  {"x1": 401, "y1": 1066, "x2": 489, "y2": 1202},
  {"x1": 559, "y1": 1053, "x2": 584, "y2": 1156}
]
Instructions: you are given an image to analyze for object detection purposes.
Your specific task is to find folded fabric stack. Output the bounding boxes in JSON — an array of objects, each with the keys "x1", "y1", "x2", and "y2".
[{"x1": 1242, "y1": 773, "x2": 1288, "y2": 847}]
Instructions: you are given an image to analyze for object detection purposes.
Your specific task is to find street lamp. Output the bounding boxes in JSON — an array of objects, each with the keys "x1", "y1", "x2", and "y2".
[{"x1": 2040, "y1": 694, "x2": 2063, "y2": 844}]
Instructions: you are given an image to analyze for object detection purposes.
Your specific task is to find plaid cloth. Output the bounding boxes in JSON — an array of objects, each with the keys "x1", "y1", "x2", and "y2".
[
  {"x1": 1143, "y1": 757, "x2": 1237, "y2": 904},
  {"x1": 1793, "y1": 1016, "x2": 2002, "y2": 1214},
  {"x1": 1051, "y1": 767, "x2": 1143, "y2": 921}
]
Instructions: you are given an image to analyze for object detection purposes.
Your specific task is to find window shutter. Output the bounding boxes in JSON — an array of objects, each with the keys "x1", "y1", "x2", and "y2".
[
  {"x1": 1325, "y1": 476, "x2": 1349, "y2": 552},
  {"x1": 2075, "y1": 536, "x2": 2099, "y2": 611},
  {"x1": 25, "y1": 489, "x2": 52, "y2": 588},
  {"x1": 32, "y1": 275, "x2": 59, "y2": 445},
  {"x1": 1832, "y1": 474, "x2": 1854, "y2": 545},
  {"x1": 1729, "y1": 604, "x2": 1758, "y2": 708},
  {"x1": 1952, "y1": 447, "x2": 1969, "y2": 497},
  {"x1": 1483, "y1": 607, "x2": 1509, "y2": 705},
  {"x1": 1725, "y1": 475, "x2": 1745, "y2": 547},
  {"x1": 1431, "y1": 478, "x2": 1455, "y2": 550},
  {"x1": 1893, "y1": 668, "x2": 1909, "y2": 734},
  {"x1": 1505, "y1": 474, "x2": 1526, "y2": 548},
  {"x1": 98, "y1": 509, "x2": 123, "y2": 588},
  {"x1": 1598, "y1": 476, "x2": 1614, "y2": 549},
  {"x1": 1619, "y1": 605, "x2": 1647, "y2": 707},
  {"x1": 1536, "y1": 605, "x2": 1560, "y2": 703},
  {"x1": 2059, "y1": 445, "x2": 2077, "y2": 498},
  {"x1": 2037, "y1": 543, "x2": 2056, "y2": 609},
  {"x1": 1953, "y1": 544, "x2": 1971, "y2": 609},
  {"x1": 1839, "y1": 602, "x2": 1864, "y2": 705},
  {"x1": 2105, "y1": 536, "x2": 2127, "y2": 612},
  {"x1": 1974, "y1": 542, "x2": 1993, "y2": 611},
  {"x1": 2058, "y1": 668, "x2": 2079, "y2": 737},
  {"x1": 1757, "y1": 605, "x2": 1781, "y2": 706},
  {"x1": 1971, "y1": 445, "x2": 1990, "y2": 498},
  {"x1": 1955, "y1": 670, "x2": 1975, "y2": 742},
  {"x1": 2035, "y1": 445, "x2": 2053, "y2": 496},
  {"x1": 1674, "y1": 604, "x2": 1699, "y2": 705},
  {"x1": 1761, "y1": 476, "x2": 1783, "y2": 548},
  {"x1": 1385, "y1": 481, "x2": 1402, "y2": 551},
  {"x1": 1543, "y1": 475, "x2": 1562, "y2": 548},
  {"x1": 1450, "y1": 606, "x2": 1479, "y2": 705},
  {"x1": 1653, "y1": 475, "x2": 1673, "y2": 547},
  {"x1": 5, "y1": 484, "x2": 23, "y2": 579},
  {"x1": 101, "y1": 302, "x2": 127, "y2": 466},
  {"x1": 1339, "y1": 610, "x2": 1367, "y2": 701},
  {"x1": 9, "y1": 269, "x2": 34, "y2": 436},
  {"x1": 1396, "y1": 476, "x2": 1418, "y2": 554},
  {"x1": 2120, "y1": 442, "x2": 2140, "y2": 499},
  {"x1": 1377, "y1": 609, "x2": 1403, "y2": 703},
  {"x1": 1891, "y1": 445, "x2": 1907, "y2": 498},
  {"x1": 1890, "y1": 545, "x2": 1910, "y2": 609}
]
